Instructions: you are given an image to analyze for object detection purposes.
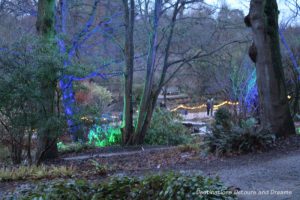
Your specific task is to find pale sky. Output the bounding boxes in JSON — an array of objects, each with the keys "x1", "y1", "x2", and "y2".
[{"x1": 205, "y1": 0, "x2": 298, "y2": 25}]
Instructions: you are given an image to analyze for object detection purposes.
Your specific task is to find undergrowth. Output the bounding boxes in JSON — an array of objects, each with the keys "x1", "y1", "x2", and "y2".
[
  {"x1": 7, "y1": 172, "x2": 237, "y2": 200},
  {"x1": 205, "y1": 108, "x2": 276, "y2": 155}
]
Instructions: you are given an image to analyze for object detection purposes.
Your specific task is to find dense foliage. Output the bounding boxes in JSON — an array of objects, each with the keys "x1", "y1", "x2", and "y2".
[
  {"x1": 205, "y1": 108, "x2": 276, "y2": 155},
  {"x1": 145, "y1": 109, "x2": 192, "y2": 145},
  {"x1": 7, "y1": 173, "x2": 236, "y2": 200},
  {"x1": 0, "y1": 37, "x2": 65, "y2": 164},
  {"x1": 75, "y1": 81, "x2": 112, "y2": 121},
  {"x1": 86, "y1": 109, "x2": 192, "y2": 147}
]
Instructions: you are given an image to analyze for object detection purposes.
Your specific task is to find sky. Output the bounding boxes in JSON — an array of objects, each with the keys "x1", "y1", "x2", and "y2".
[{"x1": 204, "y1": 0, "x2": 298, "y2": 24}]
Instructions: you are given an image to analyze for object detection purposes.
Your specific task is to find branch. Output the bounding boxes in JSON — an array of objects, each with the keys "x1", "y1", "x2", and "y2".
[{"x1": 167, "y1": 39, "x2": 250, "y2": 68}]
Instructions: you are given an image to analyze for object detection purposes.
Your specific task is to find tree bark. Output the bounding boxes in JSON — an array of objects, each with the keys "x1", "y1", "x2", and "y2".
[
  {"x1": 129, "y1": 0, "x2": 180, "y2": 145},
  {"x1": 122, "y1": 0, "x2": 135, "y2": 145},
  {"x1": 247, "y1": 0, "x2": 295, "y2": 137},
  {"x1": 36, "y1": 0, "x2": 58, "y2": 161},
  {"x1": 134, "y1": 0, "x2": 162, "y2": 142}
]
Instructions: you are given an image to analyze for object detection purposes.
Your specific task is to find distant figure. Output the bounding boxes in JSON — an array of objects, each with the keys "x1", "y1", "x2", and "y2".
[
  {"x1": 206, "y1": 99, "x2": 211, "y2": 116},
  {"x1": 210, "y1": 98, "x2": 214, "y2": 116},
  {"x1": 160, "y1": 101, "x2": 166, "y2": 108},
  {"x1": 184, "y1": 109, "x2": 188, "y2": 115}
]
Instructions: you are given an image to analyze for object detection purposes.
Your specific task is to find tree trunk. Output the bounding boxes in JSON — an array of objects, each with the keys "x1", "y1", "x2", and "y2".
[
  {"x1": 121, "y1": 0, "x2": 135, "y2": 145},
  {"x1": 133, "y1": 93, "x2": 158, "y2": 144},
  {"x1": 10, "y1": 131, "x2": 24, "y2": 165},
  {"x1": 36, "y1": 0, "x2": 58, "y2": 161},
  {"x1": 247, "y1": 0, "x2": 295, "y2": 137},
  {"x1": 134, "y1": 0, "x2": 162, "y2": 142},
  {"x1": 129, "y1": 0, "x2": 180, "y2": 145},
  {"x1": 163, "y1": 86, "x2": 168, "y2": 107},
  {"x1": 27, "y1": 131, "x2": 32, "y2": 165}
]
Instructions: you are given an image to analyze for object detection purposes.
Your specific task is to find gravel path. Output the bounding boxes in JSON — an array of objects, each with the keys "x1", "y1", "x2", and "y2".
[
  {"x1": 62, "y1": 146, "x2": 176, "y2": 161},
  {"x1": 198, "y1": 149, "x2": 300, "y2": 200}
]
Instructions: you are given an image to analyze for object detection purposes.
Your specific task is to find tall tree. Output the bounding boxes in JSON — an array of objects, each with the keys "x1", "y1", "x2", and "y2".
[
  {"x1": 121, "y1": 0, "x2": 135, "y2": 144},
  {"x1": 245, "y1": 0, "x2": 295, "y2": 137},
  {"x1": 133, "y1": 0, "x2": 162, "y2": 144},
  {"x1": 36, "y1": 0, "x2": 58, "y2": 162}
]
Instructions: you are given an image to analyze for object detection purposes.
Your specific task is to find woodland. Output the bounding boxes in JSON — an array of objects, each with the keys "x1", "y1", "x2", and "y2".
[{"x1": 0, "y1": 0, "x2": 300, "y2": 199}]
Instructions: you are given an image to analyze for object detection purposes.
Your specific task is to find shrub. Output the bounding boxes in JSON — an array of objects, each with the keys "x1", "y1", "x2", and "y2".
[
  {"x1": 8, "y1": 173, "x2": 236, "y2": 200},
  {"x1": 75, "y1": 82, "x2": 112, "y2": 120},
  {"x1": 0, "y1": 37, "x2": 65, "y2": 164},
  {"x1": 205, "y1": 111, "x2": 276, "y2": 155},
  {"x1": 214, "y1": 107, "x2": 232, "y2": 130},
  {"x1": 145, "y1": 109, "x2": 192, "y2": 145},
  {"x1": 89, "y1": 159, "x2": 110, "y2": 175}
]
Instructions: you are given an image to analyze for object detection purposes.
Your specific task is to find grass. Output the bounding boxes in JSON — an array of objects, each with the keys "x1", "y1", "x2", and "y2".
[
  {"x1": 0, "y1": 165, "x2": 76, "y2": 182},
  {"x1": 177, "y1": 143, "x2": 201, "y2": 153},
  {"x1": 57, "y1": 141, "x2": 95, "y2": 154}
]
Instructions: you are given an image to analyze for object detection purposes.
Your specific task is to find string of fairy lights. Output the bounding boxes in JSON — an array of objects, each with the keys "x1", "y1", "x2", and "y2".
[
  {"x1": 170, "y1": 101, "x2": 239, "y2": 112},
  {"x1": 171, "y1": 96, "x2": 292, "y2": 112}
]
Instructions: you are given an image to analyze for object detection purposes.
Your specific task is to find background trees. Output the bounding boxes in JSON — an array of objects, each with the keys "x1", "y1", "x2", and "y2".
[
  {"x1": 0, "y1": 0, "x2": 299, "y2": 163},
  {"x1": 120, "y1": 0, "x2": 253, "y2": 145}
]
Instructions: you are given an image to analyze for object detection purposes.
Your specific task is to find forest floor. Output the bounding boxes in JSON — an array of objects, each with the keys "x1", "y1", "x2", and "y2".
[{"x1": 1, "y1": 135, "x2": 300, "y2": 199}]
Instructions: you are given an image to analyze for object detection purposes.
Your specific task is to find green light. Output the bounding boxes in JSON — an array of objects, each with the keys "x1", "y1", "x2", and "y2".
[
  {"x1": 88, "y1": 125, "x2": 121, "y2": 147},
  {"x1": 57, "y1": 141, "x2": 66, "y2": 150},
  {"x1": 297, "y1": 127, "x2": 300, "y2": 135}
]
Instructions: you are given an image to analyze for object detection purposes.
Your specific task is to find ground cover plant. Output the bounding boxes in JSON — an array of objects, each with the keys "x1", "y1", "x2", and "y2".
[{"x1": 6, "y1": 173, "x2": 236, "y2": 200}]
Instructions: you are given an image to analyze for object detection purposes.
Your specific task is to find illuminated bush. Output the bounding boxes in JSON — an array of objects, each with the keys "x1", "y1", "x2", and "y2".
[{"x1": 88, "y1": 125, "x2": 121, "y2": 147}]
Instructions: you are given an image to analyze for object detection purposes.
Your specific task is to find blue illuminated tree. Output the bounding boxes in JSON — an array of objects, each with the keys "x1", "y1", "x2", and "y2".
[{"x1": 56, "y1": 0, "x2": 124, "y2": 141}]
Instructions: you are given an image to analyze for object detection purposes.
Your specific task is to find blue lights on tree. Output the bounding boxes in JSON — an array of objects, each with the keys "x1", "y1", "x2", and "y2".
[
  {"x1": 55, "y1": 0, "x2": 122, "y2": 140},
  {"x1": 279, "y1": 28, "x2": 299, "y2": 76},
  {"x1": 243, "y1": 69, "x2": 258, "y2": 113}
]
